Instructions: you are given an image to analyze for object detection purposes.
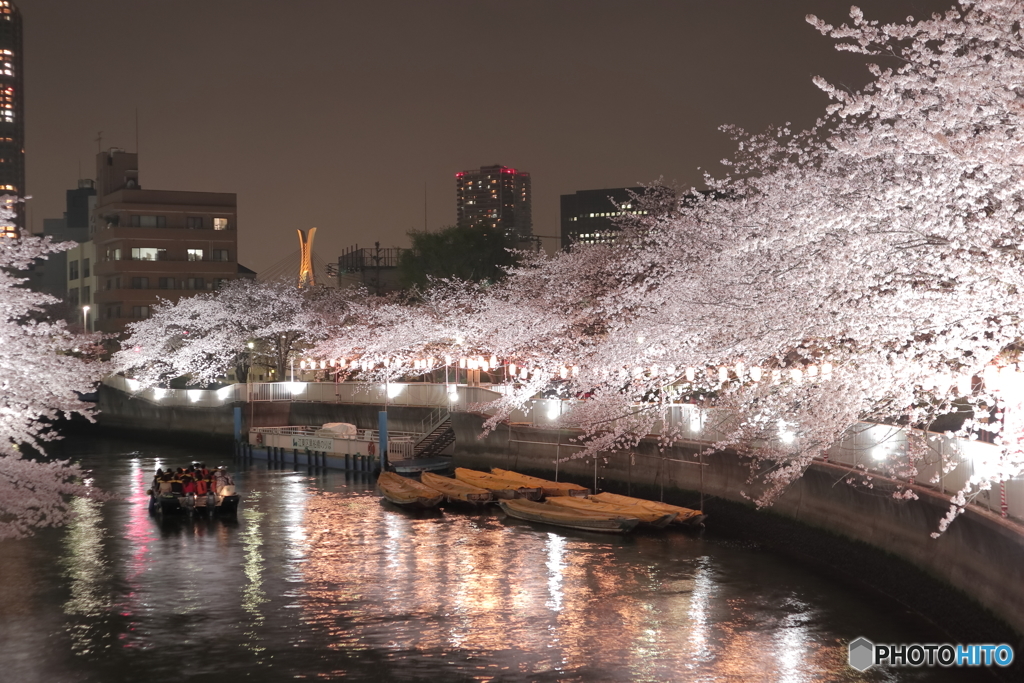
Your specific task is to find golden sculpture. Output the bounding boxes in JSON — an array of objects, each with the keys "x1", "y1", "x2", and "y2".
[{"x1": 297, "y1": 227, "x2": 317, "y2": 288}]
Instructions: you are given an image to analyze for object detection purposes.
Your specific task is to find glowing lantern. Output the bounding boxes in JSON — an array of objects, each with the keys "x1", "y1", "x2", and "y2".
[
  {"x1": 300, "y1": 360, "x2": 307, "y2": 370},
  {"x1": 718, "y1": 366, "x2": 728, "y2": 383},
  {"x1": 735, "y1": 362, "x2": 745, "y2": 380},
  {"x1": 444, "y1": 355, "x2": 453, "y2": 365},
  {"x1": 666, "y1": 365, "x2": 676, "y2": 376},
  {"x1": 791, "y1": 368, "x2": 803, "y2": 384},
  {"x1": 822, "y1": 362, "x2": 833, "y2": 379},
  {"x1": 489, "y1": 355, "x2": 497, "y2": 368},
  {"x1": 807, "y1": 364, "x2": 818, "y2": 378},
  {"x1": 957, "y1": 373, "x2": 972, "y2": 395},
  {"x1": 319, "y1": 360, "x2": 326, "y2": 370},
  {"x1": 650, "y1": 364, "x2": 659, "y2": 377},
  {"x1": 559, "y1": 366, "x2": 568, "y2": 379},
  {"x1": 571, "y1": 365, "x2": 580, "y2": 377},
  {"x1": 685, "y1": 367, "x2": 695, "y2": 382},
  {"x1": 508, "y1": 362, "x2": 518, "y2": 375},
  {"x1": 749, "y1": 367, "x2": 762, "y2": 382},
  {"x1": 459, "y1": 358, "x2": 467, "y2": 369}
]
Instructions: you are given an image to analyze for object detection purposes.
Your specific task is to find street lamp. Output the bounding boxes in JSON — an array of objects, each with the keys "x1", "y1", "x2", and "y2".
[{"x1": 82, "y1": 305, "x2": 90, "y2": 332}]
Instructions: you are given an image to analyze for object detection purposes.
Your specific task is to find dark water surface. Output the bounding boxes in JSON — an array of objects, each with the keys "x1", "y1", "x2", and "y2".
[{"x1": 0, "y1": 437, "x2": 970, "y2": 682}]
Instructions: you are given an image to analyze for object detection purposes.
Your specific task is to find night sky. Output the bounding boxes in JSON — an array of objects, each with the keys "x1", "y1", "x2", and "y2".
[{"x1": 20, "y1": 0, "x2": 955, "y2": 273}]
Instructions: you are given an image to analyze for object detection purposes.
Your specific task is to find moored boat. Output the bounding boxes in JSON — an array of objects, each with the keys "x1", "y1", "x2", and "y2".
[
  {"x1": 455, "y1": 468, "x2": 543, "y2": 500},
  {"x1": 544, "y1": 496, "x2": 676, "y2": 528},
  {"x1": 489, "y1": 468, "x2": 590, "y2": 497},
  {"x1": 591, "y1": 492, "x2": 705, "y2": 526},
  {"x1": 498, "y1": 499, "x2": 640, "y2": 534},
  {"x1": 378, "y1": 472, "x2": 444, "y2": 509},
  {"x1": 420, "y1": 472, "x2": 493, "y2": 504}
]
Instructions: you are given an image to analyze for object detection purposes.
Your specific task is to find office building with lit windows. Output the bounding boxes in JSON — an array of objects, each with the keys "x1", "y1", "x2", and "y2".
[
  {"x1": 455, "y1": 164, "x2": 531, "y2": 238},
  {"x1": 87, "y1": 148, "x2": 239, "y2": 335},
  {"x1": 0, "y1": 1, "x2": 24, "y2": 237},
  {"x1": 560, "y1": 187, "x2": 649, "y2": 250}
]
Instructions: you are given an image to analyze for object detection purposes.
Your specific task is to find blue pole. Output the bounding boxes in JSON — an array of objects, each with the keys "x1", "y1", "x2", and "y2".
[{"x1": 378, "y1": 410, "x2": 389, "y2": 472}]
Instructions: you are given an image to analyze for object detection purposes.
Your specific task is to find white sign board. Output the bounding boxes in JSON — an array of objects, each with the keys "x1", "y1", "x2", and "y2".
[{"x1": 291, "y1": 436, "x2": 334, "y2": 452}]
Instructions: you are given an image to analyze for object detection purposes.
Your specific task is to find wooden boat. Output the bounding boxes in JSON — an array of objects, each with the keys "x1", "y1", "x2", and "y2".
[
  {"x1": 420, "y1": 472, "x2": 493, "y2": 504},
  {"x1": 377, "y1": 472, "x2": 443, "y2": 509},
  {"x1": 498, "y1": 499, "x2": 640, "y2": 534},
  {"x1": 591, "y1": 492, "x2": 705, "y2": 526},
  {"x1": 543, "y1": 496, "x2": 676, "y2": 528},
  {"x1": 455, "y1": 468, "x2": 543, "y2": 500},
  {"x1": 490, "y1": 468, "x2": 590, "y2": 497}
]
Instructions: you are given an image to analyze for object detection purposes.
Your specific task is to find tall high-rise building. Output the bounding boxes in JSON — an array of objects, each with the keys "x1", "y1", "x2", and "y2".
[
  {"x1": 560, "y1": 187, "x2": 647, "y2": 250},
  {"x1": 455, "y1": 165, "x2": 531, "y2": 238},
  {"x1": 0, "y1": 1, "x2": 24, "y2": 237}
]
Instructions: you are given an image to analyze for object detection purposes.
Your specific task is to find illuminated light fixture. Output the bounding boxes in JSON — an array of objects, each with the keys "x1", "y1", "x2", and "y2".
[
  {"x1": 427, "y1": 357, "x2": 435, "y2": 367},
  {"x1": 637, "y1": 336, "x2": 645, "y2": 344},
  {"x1": 872, "y1": 445, "x2": 888, "y2": 461},
  {"x1": 547, "y1": 402, "x2": 560, "y2": 420},
  {"x1": 957, "y1": 373, "x2": 972, "y2": 395},
  {"x1": 735, "y1": 362, "x2": 744, "y2": 380},
  {"x1": 188, "y1": 390, "x2": 203, "y2": 403},
  {"x1": 247, "y1": 341, "x2": 255, "y2": 350},
  {"x1": 718, "y1": 367, "x2": 728, "y2": 383},
  {"x1": 300, "y1": 360, "x2": 307, "y2": 370},
  {"x1": 489, "y1": 355, "x2": 497, "y2": 368},
  {"x1": 448, "y1": 386, "x2": 459, "y2": 402},
  {"x1": 455, "y1": 335, "x2": 465, "y2": 345},
  {"x1": 152, "y1": 387, "x2": 167, "y2": 401},
  {"x1": 329, "y1": 359, "x2": 335, "y2": 368},
  {"x1": 387, "y1": 384, "x2": 404, "y2": 399},
  {"x1": 933, "y1": 372, "x2": 952, "y2": 394},
  {"x1": 217, "y1": 385, "x2": 234, "y2": 400},
  {"x1": 790, "y1": 368, "x2": 803, "y2": 384},
  {"x1": 469, "y1": 359, "x2": 479, "y2": 371},
  {"x1": 807, "y1": 364, "x2": 818, "y2": 378},
  {"x1": 319, "y1": 360, "x2": 326, "y2": 370},
  {"x1": 383, "y1": 358, "x2": 391, "y2": 368},
  {"x1": 749, "y1": 367, "x2": 763, "y2": 382},
  {"x1": 307, "y1": 358, "x2": 314, "y2": 366},
  {"x1": 459, "y1": 357, "x2": 467, "y2": 369},
  {"x1": 778, "y1": 421, "x2": 795, "y2": 444},
  {"x1": 508, "y1": 362, "x2": 517, "y2": 375},
  {"x1": 633, "y1": 366, "x2": 643, "y2": 378},
  {"x1": 571, "y1": 365, "x2": 580, "y2": 377},
  {"x1": 478, "y1": 356, "x2": 488, "y2": 370},
  {"x1": 339, "y1": 358, "x2": 347, "y2": 368},
  {"x1": 666, "y1": 365, "x2": 676, "y2": 377},
  {"x1": 444, "y1": 354, "x2": 453, "y2": 365},
  {"x1": 125, "y1": 378, "x2": 141, "y2": 392},
  {"x1": 685, "y1": 367, "x2": 695, "y2": 382},
  {"x1": 287, "y1": 382, "x2": 305, "y2": 395},
  {"x1": 822, "y1": 362, "x2": 833, "y2": 379}
]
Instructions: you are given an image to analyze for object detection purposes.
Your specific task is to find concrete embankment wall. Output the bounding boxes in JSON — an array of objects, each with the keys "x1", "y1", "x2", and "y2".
[
  {"x1": 453, "y1": 412, "x2": 1024, "y2": 643},
  {"x1": 97, "y1": 386, "x2": 436, "y2": 445}
]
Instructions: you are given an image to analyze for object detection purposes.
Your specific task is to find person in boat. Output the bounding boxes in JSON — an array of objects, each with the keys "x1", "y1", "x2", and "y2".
[
  {"x1": 170, "y1": 471, "x2": 184, "y2": 495},
  {"x1": 152, "y1": 468, "x2": 164, "y2": 489},
  {"x1": 181, "y1": 473, "x2": 196, "y2": 496},
  {"x1": 158, "y1": 473, "x2": 174, "y2": 495}
]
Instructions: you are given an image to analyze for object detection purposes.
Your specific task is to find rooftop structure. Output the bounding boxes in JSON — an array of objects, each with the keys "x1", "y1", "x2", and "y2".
[{"x1": 456, "y1": 165, "x2": 531, "y2": 239}]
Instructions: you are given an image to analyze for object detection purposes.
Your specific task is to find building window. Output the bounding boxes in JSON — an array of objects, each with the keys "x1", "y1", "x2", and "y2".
[
  {"x1": 186, "y1": 277, "x2": 205, "y2": 290},
  {"x1": 131, "y1": 306, "x2": 150, "y2": 319},
  {"x1": 106, "y1": 277, "x2": 121, "y2": 291},
  {"x1": 106, "y1": 305, "x2": 121, "y2": 320},
  {"x1": 186, "y1": 216, "x2": 204, "y2": 229},
  {"x1": 68, "y1": 287, "x2": 79, "y2": 306},
  {"x1": 158, "y1": 277, "x2": 175, "y2": 290},
  {"x1": 82, "y1": 258, "x2": 90, "y2": 278},
  {"x1": 131, "y1": 277, "x2": 149, "y2": 289},
  {"x1": 187, "y1": 249, "x2": 204, "y2": 262},
  {"x1": 213, "y1": 218, "x2": 229, "y2": 231},
  {"x1": 107, "y1": 247, "x2": 121, "y2": 261},
  {"x1": 130, "y1": 215, "x2": 167, "y2": 228},
  {"x1": 69, "y1": 260, "x2": 79, "y2": 280},
  {"x1": 131, "y1": 247, "x2": 166, "y2": 261},
  {"x1": 82, "y1": 286, "x2": 90, "y2": 304},
  {"x1": 211, "y1": 249, "x2": 229, "y2": 262},
  {"x1": 214, "y1": 278, "x2": 229, "y2": 289}
]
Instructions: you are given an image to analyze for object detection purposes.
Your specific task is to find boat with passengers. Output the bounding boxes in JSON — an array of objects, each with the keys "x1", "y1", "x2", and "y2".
[{"x1": 148, "y1": 464, "x2": 241, "y2": 517}]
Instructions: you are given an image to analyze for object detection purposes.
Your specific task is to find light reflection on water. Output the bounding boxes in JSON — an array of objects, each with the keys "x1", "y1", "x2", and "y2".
[{"x1": 0, "y1": 438, "x2": 964, "y2": 682}]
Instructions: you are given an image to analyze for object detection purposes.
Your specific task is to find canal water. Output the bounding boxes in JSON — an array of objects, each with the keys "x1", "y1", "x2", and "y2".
[{"x1": 0, "y1": 436, "x2": 970, "y2": 683}]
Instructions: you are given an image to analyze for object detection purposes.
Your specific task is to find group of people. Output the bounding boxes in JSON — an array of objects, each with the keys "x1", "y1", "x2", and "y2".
[{"x1": 152, "y1": 464, "x2": 234, "y2": 499}]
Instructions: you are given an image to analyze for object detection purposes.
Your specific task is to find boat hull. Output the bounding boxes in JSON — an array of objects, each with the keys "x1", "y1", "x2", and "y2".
[
  {"x1": 454, "y1": 468, "x2": 543, "y2": 501},
  {"x1": 420, "y1": 472, "x2": 494, "y2": 505},
  {"x1": 378, "y1": 472, "x2": 444, "y2": 508},
  {"x1": 544, "y1": 497, "x2": 676, "y2": 528},
  {"x1": 490, "y1": 468, "x2": 590, "y2": 497},
  {"x1": 499, "y1": 499, "x2": 639, "y2": 534},
  {"x1": 591, "y1": 492, "x2": 704, "y2": 526}
]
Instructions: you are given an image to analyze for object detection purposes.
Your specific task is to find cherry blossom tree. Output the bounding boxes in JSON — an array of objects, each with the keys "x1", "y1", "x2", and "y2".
[
  {"x1": 113, "y1": 279, "x2": 349, "y2": 387},
  {"x1": 0, "y1": 196, "x2": 108, "y2": 539}
]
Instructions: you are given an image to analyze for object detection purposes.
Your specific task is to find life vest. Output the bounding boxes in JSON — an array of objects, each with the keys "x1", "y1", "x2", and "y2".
[{"x1": 196, "y1": 479, "x2": 208, "y2": 495}]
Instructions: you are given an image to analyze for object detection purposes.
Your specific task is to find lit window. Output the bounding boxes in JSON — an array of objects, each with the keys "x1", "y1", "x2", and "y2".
[
  {"x1": 131, "y1": 247, "x2": 165, "y2": 261},
  {"x1": 187, "y1": 248, "x2": 204, "y2": 261},
  {"x1": 213, "y1": 218, "x2": 229, "y2": 230}
]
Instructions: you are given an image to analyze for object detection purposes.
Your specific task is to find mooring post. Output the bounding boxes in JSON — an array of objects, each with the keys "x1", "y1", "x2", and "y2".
[{"x1": 378, "y1": 411, "x2": 389, "y2": 473}]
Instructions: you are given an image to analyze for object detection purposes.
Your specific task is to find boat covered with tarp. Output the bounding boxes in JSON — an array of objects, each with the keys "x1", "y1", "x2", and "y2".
[
  {"x1": 420, "y1": 472, "x2": 493, "y2": 504},
  {"x1": 489, "y1": 468, "x2": 589, "y2": 497},
  {"x1": 377, "y1": 472, "x2": 443, "y2": 508},
  {"x1": 543, "y1": 496, "x2": 676, "y2": 528},
  {"x1": 591, "y1": 492, "x2": 705, "y2": 526},
  {"x1": 499, "y1": 499, "x2": 640, "y2": 534},
  {"x1": 455, "y1": 468, "x2": 543, "y2": 500}
]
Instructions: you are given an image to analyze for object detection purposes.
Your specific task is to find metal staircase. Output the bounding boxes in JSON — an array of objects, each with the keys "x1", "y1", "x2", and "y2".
[{"x1": 414, "y1": 415, "x2": 455, "y2": 458}]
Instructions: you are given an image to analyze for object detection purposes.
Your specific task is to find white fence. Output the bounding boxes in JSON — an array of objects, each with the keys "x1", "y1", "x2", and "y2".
[{"x1": 104, "y1": 378, "x2": 1024, "y2": 522}]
